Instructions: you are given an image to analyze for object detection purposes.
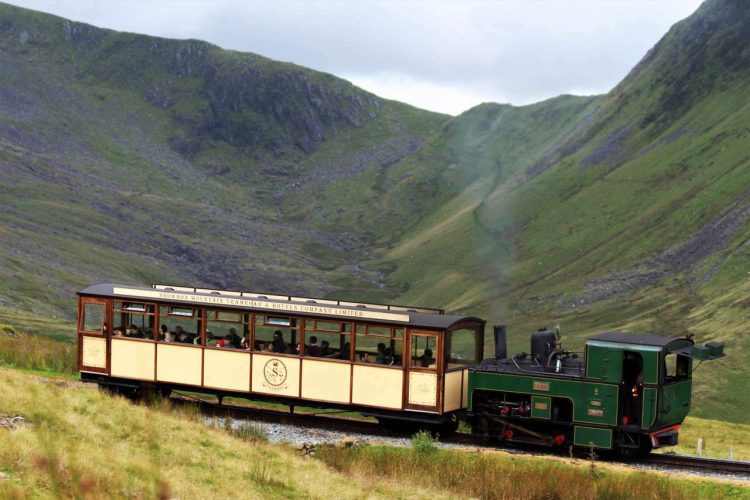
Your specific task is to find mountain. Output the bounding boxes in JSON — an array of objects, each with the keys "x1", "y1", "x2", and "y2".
[
  {"x1": 0, "y1": 2, "x2": 445, "y2": 319},
  {"x1": 0, "y1": 0, "x2": 748, "y2": 421}
]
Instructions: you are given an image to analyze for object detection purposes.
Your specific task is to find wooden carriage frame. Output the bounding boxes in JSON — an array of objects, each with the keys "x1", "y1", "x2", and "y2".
[{"x1": 78, "y1": 284, "x2": 485, "y2": 424}]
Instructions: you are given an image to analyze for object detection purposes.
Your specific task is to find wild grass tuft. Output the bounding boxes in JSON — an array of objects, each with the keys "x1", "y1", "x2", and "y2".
[
  {"x1": 209, "y1": 416, "x2": 269, "y2": 444},
  {"x1": 230, "y1": 422, "x2": 270, "y2": 443},
  {"x1": 0, "y1": 334, "x2": 77, "y2": 375},
  {"x1": 316, "y1": 444, "x2": 741, "y2": 499}
]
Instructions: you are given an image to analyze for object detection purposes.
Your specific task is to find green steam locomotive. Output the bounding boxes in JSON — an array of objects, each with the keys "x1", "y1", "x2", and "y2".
[{"x1": 468, "y1": 326, "x2": 725, "y2": 457}]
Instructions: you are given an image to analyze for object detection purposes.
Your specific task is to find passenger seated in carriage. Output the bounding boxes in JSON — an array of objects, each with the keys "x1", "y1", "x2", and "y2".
[
  {"x1": 271, "y1": 331, "x2": 288, "y2": 353},
  {"x1": 307, "y1": 336, "x2": 322, "y2": 357}
]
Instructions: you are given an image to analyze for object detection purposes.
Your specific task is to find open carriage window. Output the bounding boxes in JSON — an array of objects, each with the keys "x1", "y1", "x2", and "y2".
[
  {"x1": 113, "y1": 301, "x2": 155, "y2": 340},
  {"x1": 206, "y1": 309, "x2": 248, "y2": 349},
  {"x1": 255, "y1": 315, "x2": 299, "y2": 354},
  {"x1": 354, "y1": 324, "x2": 402, "y2": 365},
  {"x1": 159, "y1": 305, "x2": 201, "y2": 344},
  {"x1": 303, "y1": 320, "x2": 351, "y2": 360},
  {"x1": 411, "y1": 333, "x2": 437, "y2": 369}
]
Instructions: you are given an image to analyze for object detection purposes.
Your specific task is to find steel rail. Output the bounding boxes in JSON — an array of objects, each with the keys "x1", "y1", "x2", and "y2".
[{"x1": 644, "y1": 454, "x2": 750, "y2": 475}]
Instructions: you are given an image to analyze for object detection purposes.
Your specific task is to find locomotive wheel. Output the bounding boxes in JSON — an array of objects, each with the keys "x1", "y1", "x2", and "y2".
[{"x1": 638, "y1": 439, "x2": 653, "y2": 457}]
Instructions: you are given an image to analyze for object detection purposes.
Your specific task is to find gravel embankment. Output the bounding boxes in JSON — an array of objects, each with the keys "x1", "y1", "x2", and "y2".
[{"x1": 208, "y1": 416, "x2": 749, "y2": 483}]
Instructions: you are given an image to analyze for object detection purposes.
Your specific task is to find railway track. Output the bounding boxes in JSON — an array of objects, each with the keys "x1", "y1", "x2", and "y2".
[
  {"x1": 169, "y1": 392, "x2": 750, "y2": 477},
  {"x1": 644, "y1": 453, "x2": 750, "y2": 475}
]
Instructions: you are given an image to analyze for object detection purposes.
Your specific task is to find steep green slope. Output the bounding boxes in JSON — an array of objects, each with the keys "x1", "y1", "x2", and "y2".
[{"x1": 378, "y1": 0, "x2": 749, "y2": 421}]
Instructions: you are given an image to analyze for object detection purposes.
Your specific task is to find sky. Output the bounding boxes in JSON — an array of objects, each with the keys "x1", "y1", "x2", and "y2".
[{"x1": 8, "y1": 0, "x2": 703, "y2": 115}]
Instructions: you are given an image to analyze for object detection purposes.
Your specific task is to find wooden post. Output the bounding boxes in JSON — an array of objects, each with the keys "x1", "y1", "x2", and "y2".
[
  {"x1": 728, "y1": 447, "x2": 733, "y2": 461},
  {"x1": 697, "y1": 437, "x2": 703, "y2": 457}
]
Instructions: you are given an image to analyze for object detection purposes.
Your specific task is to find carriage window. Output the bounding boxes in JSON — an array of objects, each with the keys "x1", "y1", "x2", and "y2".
[
  {"x1": 113, "y1": 301, "x2": 155, "y2": 340},
  {"x1": 255, "y1": 315, "x2": 298, "y2": 354},
  {"x1": 122, "y1": 303, "x2": 146, "y2": 312},
  {"x1": 445, "y1": 328, "x2": 479, "y2": 368},
  {"x1": 267, "y1": 316, "x2": 291, "y2": 327},
  {"x1": 82, "y1": 303, "x2": 105, "y2": 334},
  {"x1": 303, "y1": 320, "x2": 351, "y2": 359},
  {"x1": 411, "y1": 334, "x2": 437, "y2": 369},
  {"x1": 216, "y1": 311, "x2": 241, "y2": 322},
  {"x1": 355, "y1": 324, "x2": 402, "y2": 366},
  {"x1": 159, "y1": 305, "x2": 201, "y2": 344},
  {"x1": 168, "y1": 307, "x2": 195, "y2": 317},
  {"x1": 206, "y1": 310, "x2": 248, "y2": 349}
]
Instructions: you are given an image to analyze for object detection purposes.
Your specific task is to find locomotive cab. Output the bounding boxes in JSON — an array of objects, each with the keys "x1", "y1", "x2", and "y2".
[
  {"x1": 468, "y1": 327, "x2": 725, "y2": 458},
  {"x1": 586, "y1": 332, "x2": 724, "y2": 456}
]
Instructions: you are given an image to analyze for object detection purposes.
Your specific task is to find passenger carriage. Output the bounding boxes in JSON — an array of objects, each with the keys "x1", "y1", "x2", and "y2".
[{"x1": 77, "y1": 283, "x2": 485, "y2": 431}]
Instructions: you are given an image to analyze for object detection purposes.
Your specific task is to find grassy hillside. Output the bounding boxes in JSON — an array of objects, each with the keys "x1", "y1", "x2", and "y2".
[
  {"x1": 0, "y1": 367, "x2": 449, "y2": 498},
  {"x1": 1, "y1": 367, "x2": 745, "y2": 498}
]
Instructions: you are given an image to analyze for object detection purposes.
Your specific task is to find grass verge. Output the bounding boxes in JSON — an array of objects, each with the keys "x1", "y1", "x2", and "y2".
[
  {"x1": 0, "y1": 326, "x2": 77, "y2": 375},
  {"x1": 317, "y1": 443, "x2": 749, "y2": 499},
  {"x1": 0, "y1": 367, "x2": 450, "y2": 499}
]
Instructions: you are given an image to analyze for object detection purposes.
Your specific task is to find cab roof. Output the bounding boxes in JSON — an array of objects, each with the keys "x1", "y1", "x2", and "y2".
[
  {"x1": 588, "y1": 331, "x2": 681, "y2": 347},
  {"x1": 79, "y1": 283, "x2": 485, "y2": 331}
]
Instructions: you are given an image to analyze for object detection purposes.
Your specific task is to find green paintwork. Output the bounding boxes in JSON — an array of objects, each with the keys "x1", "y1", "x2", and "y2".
[
  {"x1": 657, "y1": 380, "x2": 692, "y2": 428},
  {"x1": 574, "y1": 426, "x2": 612, "y2": 448},
  {"x1": 469, "y1": 372, "x2": 619, "y2": 426},
  {"x1": 642, "y1": 387, "x2": 658, "y2": 430},
  {"x1": 585, "y1": 341, "x2": 661, "y2": 384},
  {"x1": 585, "y1": 344, "x2": 622, "y2": 382},
  {"x1": 531, "y1": 396, "x2": 551, "y2": 419}
]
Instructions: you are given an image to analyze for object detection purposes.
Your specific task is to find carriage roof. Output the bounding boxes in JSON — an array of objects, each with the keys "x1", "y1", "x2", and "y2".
[{"x1": 79, "y1": 283, "x2": 485, "y2": 331}]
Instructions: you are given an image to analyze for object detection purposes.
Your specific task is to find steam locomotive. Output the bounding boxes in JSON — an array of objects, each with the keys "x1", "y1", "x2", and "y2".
[{"x1": 467, "y1": 325, "x2": 725, "y2": 457}]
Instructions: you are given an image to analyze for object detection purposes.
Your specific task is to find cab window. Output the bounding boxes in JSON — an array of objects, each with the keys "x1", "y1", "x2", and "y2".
[{"x1": 664, "y1": 353, "x2": 690, "y2": 382}]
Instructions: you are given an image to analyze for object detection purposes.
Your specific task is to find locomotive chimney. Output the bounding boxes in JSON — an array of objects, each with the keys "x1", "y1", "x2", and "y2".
[{"x1": 493, "y1": 324, "x2": 508, "y2": 360}]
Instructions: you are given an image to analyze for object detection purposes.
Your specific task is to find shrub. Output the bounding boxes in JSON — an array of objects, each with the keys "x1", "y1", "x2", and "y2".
[{"x1": 411, "y1": 430, "x2": 438, "y2": 454}]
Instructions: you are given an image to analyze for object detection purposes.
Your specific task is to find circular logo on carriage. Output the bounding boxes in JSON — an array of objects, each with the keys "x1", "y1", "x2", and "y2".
[{"x1": 263, "y1": 358, "x2": 287, "y2": 386}]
